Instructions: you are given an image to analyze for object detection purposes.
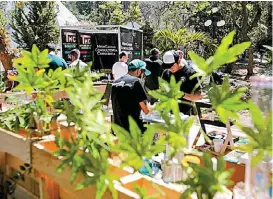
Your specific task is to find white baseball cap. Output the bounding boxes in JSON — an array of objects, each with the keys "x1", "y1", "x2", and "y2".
[{"x1": 163, "y1": 50, "x2": 179, "y2": 64}]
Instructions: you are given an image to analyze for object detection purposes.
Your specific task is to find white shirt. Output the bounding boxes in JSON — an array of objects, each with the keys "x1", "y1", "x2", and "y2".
[
  {"x1": 112, "y1": 61, "x2": 128, "y2": 80},
  {"x1": 69, "y1": 59, "x2": 88, "y2": 70}
]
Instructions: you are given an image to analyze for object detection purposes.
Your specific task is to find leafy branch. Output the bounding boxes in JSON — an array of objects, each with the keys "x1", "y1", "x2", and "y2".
[
  {"x1": 236, "y1": 101, "x2": 272, "y2": 166},
  {"x1": 181, "y1": 153, "x2": 233, "y2": 199}
]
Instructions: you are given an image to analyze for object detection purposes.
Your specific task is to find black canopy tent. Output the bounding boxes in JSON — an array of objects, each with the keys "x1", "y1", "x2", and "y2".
[{"x1": 60, "y1": 25, "x2": 143, "y2": 73}]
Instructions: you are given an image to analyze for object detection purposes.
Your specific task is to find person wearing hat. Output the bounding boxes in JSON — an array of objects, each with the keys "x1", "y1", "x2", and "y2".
[
  {"x1": 46, "y1": 43, "x2": 67, "y2": 73},
  {"x1": 111, "y1": 59, "x2": 151, "y2": 133},
  {"x1": 162, "y1": 50, "x2": 203, "y2": 115},
  {"x1": 69, "y1": 49, "x2": 88, "y2": 71}
]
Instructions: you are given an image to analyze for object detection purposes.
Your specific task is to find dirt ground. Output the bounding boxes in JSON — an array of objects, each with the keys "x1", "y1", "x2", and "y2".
[{"x1": 226, "y1": 58, "x2": 272, "y2": 126}]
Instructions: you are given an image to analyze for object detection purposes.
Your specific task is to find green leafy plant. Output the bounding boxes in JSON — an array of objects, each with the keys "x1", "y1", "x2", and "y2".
[
  {"x1": 153, "y1": 28, "x2": 214, "y2": 54},
  {"x1": 208, "y1": 76, "x2": 249, "y2": 124},
  {"x1": 133, "y1": 183, "x2": 164, "y2": 199},
  {"x1": 0, "y1": 72, "x2": 6, "y2": 92},
  {"x1": 2, "y1": 45, "x2": 71, "y2": 135},
  {"x1": 111, "y1": 117, "x2": 165, "y2": 170},
  {"x1": 181, "y1": 153, "x2": 233, "y2": 199},
  {"x1": 149, "y1": 76, "x2": 195, "y2": 157},
  {"x1": 236, "y1": 101, "x2": 272, "y2": 166},
  {"x1": 54, "y1": 76, "x2": 117, "y2": 199},
  {"x1": 188, "y1": 31, "x2": 251, "y2": 81}
]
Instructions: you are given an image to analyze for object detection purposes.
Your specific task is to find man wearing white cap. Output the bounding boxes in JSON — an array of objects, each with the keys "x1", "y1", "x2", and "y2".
[{"x1": 162, "y1": 50, "x2": 203, "y2": 115}]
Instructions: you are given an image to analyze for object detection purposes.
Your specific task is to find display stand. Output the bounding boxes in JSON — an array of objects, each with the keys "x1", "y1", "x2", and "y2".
[{"x1": 192, "y1": 99, "x2": 235, "y2": 155}]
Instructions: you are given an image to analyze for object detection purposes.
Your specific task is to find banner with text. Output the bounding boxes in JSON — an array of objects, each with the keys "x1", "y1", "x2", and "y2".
[{"x1": 92, "y1": 33, "x2": 119, "y2": 73}]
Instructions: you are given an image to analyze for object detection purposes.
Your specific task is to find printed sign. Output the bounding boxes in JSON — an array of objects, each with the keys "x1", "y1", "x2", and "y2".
[
  {"x1": 120, "y1": 27, "x2": 134, "y2": 61},
  {"x1": 133, "y1": 30, "x2": 143, "y2": 59},
  {"x1": 120, "y1": 27, "x2": 143, "y2": 61},
  {"x1": 79, "y1": 33, "x2": 92, "y2": 63},
  {"x1": 61, "y1": 29, "x2": 78, "y2": 64}
]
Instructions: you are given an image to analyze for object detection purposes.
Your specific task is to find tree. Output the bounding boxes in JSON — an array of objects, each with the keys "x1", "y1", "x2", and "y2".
[
  {"x1": 124, "y1": 2, "x2": 142, "y2": 26},
  {"x1": 10, "y1": 1, "x2": 59, "y2": 50},
  {"x1": 238, "y1": 2, "x2": 262, "y2": 76},
  {"x1": 153, "y1": 29, "x2": 215, "y2": 57},
  {"x1": 141, "y1": 21, "x2": 154, "y2": 56},
  {"x1": 188, "y1": 1, "x2": 269, "y2": 76},
  {"x1": 0, "y1": 8, "x2": 16, "y2": 70}
]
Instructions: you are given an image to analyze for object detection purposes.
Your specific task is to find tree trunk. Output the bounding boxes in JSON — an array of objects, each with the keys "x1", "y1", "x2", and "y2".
[
  {"x1": 0, "y1": 53, "x2": 14, "y2": 70},
  {"x1": 247, "y1": 46, "x2": 254, "y2": 76}
]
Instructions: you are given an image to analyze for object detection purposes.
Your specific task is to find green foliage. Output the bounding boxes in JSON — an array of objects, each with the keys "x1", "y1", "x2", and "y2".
[
  {"x1": 189, "y1": 31, "x2": 251, "y2": 78},
  {"x1": 153, "y1": 28, "x2": 214, "y2": 54},
  {"x1": 149, "y1": 76, "x2": 195, "y2": 157},
  {"x1": 64, "y1": 1, "x2": 142, "y2": 26},
  {"x1": 10, "y1": 1, "x2": 59, "y2": 50},
  {"x1": 99, "y1": 1, "x2": 124, "y2": 25},
  {"x1": 0, "y1": 72, "x2": 6, "y2": 92},
  {"x1": 0, "y1": 7, "x2": 16, "y2": 70},
  {"x1": 236, "y1": 101, "x2": 272, "y2": 166},
  {"x1": 112, "y1": 117, "x2": 165, "y2": 170},
  {"x1": 141, "y1": 21, "x2": 154, "y2": 56},
  {"x1": 208, "y1": 76, "x2": 249, "y2": 124},
  {"x1": 11, "y1": 45, "x2": 70, "y2": 104},
  {"x1": 125, "y1": 2, "x2": 142, "y2": 25},
  {"x1": 149, "y1": 76, "x2": 184, "y2": 115},
  {"x1": 54, "y1": 76, "x2": 117, "y2": 199},
  {"x1": 133, "y1": 183, "x2": 163, "y2": 199},
  {"x1": 181, "y1": 153, "x2": 233, "y2": 199}
]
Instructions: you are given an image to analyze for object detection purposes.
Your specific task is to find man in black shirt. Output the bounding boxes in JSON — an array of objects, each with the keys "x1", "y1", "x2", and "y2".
[
  {"x1": 162, "y1": 50, "x2": 203, "y2": 115},
  {"x1": 144, "y1": 48, "x2": 163, "y2": 90},
  {"x1": 144, "y1": 48, "x2": 163, "y2": 104},
  {"x1": 111, "y1": 59, "x2": 151, "y2": 133}
]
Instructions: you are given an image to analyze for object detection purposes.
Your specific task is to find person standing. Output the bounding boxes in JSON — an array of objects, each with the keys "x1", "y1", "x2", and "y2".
[
  {"x1": 112, "y1": 51, "x2": 128, "y2": 80},
  {"x1": 46, "y1": 43, "x2": 67, "y2": 72},
  {"x1": 69, "y1": 49, "x2": 88, "y2": 71},
  {"x1": 144, "y1": 48, "x2": 163, "y2": 90},
  {"x1": 111, "y1": 59, "x2": 151, "y2": 133},
  {"x1": 162, "y1": 50, "x2": 203, "y2": 115}
]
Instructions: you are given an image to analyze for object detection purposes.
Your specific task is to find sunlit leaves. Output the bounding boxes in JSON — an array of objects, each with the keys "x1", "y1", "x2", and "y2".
[
  {"x1": 149, "y1": 75, "x2": 195, "y2": 157},
  {"x1": 152, "y1": 28, "x2": 214, "y2": 53},
  {"x1": 208, "y1": 76, "x2": 249, "y2": 123},
  {"x1": 189, "y1": 31, "x2": 251, "y2": 77},
  {"x1": 236, "y1": 101, "x2": 272, "y2": 166},
  {"x1": 13, "y1": 44, "x2": 51, "y2": 69},
  {"x1": 112, "y1": 117, "x2": 165, "y2": 171},
  {"x1": 149, "y1": 76, "x2": 184, "y2": 115},
  {"x1": 181, "y1": 153, "x2": 233, "y2": 199}
]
